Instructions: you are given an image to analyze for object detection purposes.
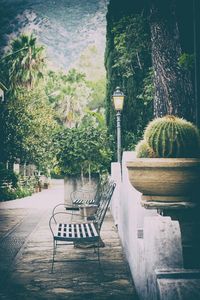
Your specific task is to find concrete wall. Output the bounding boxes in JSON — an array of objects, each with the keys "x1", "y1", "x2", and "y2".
[{"x1": 110, "y1": 151, "x2": 200, "y2": 300}]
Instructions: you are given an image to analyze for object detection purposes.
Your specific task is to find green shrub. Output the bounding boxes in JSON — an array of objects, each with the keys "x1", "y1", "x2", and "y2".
[
  {"x1": 0, "y1": 165, "x2": 36, "y2": 201},
  {"x1": 0, "y1": 186, "x2": 32, "y2": 201},
  {"x1": 0, "y1": 163, "x2": 18, "y2": 187},
  {"x1": 56, "y1": 117, "x2": 113, "y2": 176}
]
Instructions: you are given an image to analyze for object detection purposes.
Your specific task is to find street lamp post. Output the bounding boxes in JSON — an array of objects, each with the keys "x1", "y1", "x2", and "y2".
[{"x1": 112, "y1": 87, "x2": 125, "y2": 163}]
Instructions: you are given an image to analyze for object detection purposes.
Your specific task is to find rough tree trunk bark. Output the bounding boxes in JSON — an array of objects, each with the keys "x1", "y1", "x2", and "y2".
[{"x1": 149, "y1": 0, "x2": 195, "y2": 123}]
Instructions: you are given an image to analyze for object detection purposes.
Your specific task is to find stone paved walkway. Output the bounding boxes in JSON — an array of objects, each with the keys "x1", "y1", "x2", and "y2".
[{"x1": 0, "y1": 180, "x2": 139, "y2": 300}]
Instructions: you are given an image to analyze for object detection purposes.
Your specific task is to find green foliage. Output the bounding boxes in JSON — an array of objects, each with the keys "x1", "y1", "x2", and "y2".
[
  {"x1": 105, "y1": 9, "x2": 153, "y2": 151},
  {"x1": 87, "y1": 78, "x2": 106, "y2": 111},
  {"x1": 56, "y1": 114, "x2": 113, "y2": 176},
  {"x1": 0, "y1": 27, "x2": 109, "y2": 193},
  {"x1": 1, "y1": 33, "x2": 45, "y2": 92},
  {"x1": 122, "y1": 130, "x2": 143, "y2": 151},
  {"x1": 112, "y1": 14, "x2": 150, "y2": 78},
  {"x1": 82, "y1": 110, "x2": 106, "y2": 129},
  {"x1": 0, "y1": 33, "x2": 59, "y2": 173},
  {"x1": 0, "y1": 163, "x2": 18, "y2": 188},
  {"x1": 45, "y1": 68, "x2": 92, "y2": 127},
  {"x1": 0, "y1": 87, "x2": 59, "y2": 172},
  {"x1": 0, "y1": 165, "x2": 34, "y2": 201},
  {"x1": 136, "y1": 115, "x2": 200, "y2": 158},
  {"x1": 178, "y1": 53, "x2": 194, "y2": 71},
  {"x1": 0, "y1": 32, "x2": 107, "y2": 179},
  {"x1": 137, "y1": 68, "x2": 154, "y2": 104}
]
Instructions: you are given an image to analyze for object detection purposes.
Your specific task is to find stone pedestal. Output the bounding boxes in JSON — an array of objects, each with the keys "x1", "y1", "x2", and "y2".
[
  {"x1": 143, "y1": 199, "x2": 200, "y2": 269},
  {"x1": 160, "y1": 205, "x2": 200, "y2": 269}
]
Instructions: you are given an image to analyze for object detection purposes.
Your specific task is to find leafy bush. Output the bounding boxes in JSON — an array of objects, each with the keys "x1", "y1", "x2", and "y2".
[
  {"x1": 56, "y1": 115, "x2": 113, "y2": 176},
  {"x1": 0, "y1": 164, "x2": 37, "y2": 201},
  {"x1": 0, "y1": 163, "x2": 18, "y2": 187},
  {"x1": 0, "y1": 186, "x2": 32, "y2": 201}
]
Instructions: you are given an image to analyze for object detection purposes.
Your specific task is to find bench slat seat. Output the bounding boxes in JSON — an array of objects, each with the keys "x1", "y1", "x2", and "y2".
[
  {"x1": 72, "y1": 198, "x2": 95, "y2": 205},
  {"x1": 55, "y1": 222, "x2": 99, "y2": 241}
]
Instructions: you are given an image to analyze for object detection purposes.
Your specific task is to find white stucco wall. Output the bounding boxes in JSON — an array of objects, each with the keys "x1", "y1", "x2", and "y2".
[{"x1": 110, "y1": 152, "x2": 184, "y2": 300}]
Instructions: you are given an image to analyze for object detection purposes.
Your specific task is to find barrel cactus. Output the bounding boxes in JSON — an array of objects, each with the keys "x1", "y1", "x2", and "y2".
[
  {"x1": 136, "y1": 115, "x2": 200, "y2": 158},
  {"x1": 135, "y1": 140, "x2": 156, "y2": 158}
]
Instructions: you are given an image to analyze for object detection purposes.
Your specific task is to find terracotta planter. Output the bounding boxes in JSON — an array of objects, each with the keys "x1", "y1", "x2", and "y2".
[{"x1": 126, "y1": 158, "x2": 200, "y2": 206}]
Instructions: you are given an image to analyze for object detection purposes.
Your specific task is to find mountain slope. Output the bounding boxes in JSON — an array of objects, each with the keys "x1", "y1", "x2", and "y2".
[{"x1": 0, "y1": 0, "x2": 108, "y2": 72}]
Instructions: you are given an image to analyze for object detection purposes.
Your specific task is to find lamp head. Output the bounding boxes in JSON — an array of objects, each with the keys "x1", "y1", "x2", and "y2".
[{"x1": 112, "y1": 86, "x2": 125, "y2": 111}]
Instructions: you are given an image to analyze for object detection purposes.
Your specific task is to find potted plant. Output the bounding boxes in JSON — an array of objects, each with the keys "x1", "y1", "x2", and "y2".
[
  {"x1": 56, "y1": 115, "x2": 113, "y2": 206},
  {"x1": 126, "y1": 115, "x2": 200, "y2": 208}
]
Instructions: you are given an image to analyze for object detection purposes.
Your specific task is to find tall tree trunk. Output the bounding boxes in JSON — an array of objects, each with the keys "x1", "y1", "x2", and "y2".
[{"x1": 150, "y1": 0, "x2": 195, "y2": 123}]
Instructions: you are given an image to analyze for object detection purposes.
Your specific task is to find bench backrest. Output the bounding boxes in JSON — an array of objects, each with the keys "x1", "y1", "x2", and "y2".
[
  {"x1": 94, "y1": 180, "x2": 116, "y2": 230},
  {"x1": 71, "y1": 179, "x2": 114, "y2": 206}
]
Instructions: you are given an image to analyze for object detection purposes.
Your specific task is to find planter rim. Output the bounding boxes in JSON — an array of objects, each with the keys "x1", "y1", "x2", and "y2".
[{"x1": 126, "y1": 158, "x2": 200, "y2": 168}]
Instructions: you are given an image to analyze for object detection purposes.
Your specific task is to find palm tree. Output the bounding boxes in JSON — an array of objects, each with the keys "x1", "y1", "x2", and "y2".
[
  {"x1": 49, "y1": 69, "x2": 92, "y2": 127},
  {"x1": 7, "y1": 33, "x2": 45, "y2": 90}
]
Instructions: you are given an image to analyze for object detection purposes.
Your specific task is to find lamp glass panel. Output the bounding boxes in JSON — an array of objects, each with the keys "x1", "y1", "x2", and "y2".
[{"x1": 113, "y1": 96, "x2": 124, "y2": 111}]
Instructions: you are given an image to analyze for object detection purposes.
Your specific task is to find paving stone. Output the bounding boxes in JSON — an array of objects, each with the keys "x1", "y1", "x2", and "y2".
[{"x1": 0, "y1": 180, "x2": 139, "y2": 300}]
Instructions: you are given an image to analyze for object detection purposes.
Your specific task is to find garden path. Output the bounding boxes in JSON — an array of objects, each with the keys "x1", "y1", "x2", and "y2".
[{"x1": 0, "y1": 180, "x2": 139, "y2": 300}]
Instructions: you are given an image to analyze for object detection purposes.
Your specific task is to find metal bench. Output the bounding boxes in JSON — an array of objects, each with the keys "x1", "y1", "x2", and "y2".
[
  {"x1": 52, "y1": 179, "x2": 112, "y2": 216},
  {"x1": 70, "y1": 187, "x2": 97, "y2": 206},
  {"x1": 49, "y1": 180, "x2": 116, "y2": 273}
]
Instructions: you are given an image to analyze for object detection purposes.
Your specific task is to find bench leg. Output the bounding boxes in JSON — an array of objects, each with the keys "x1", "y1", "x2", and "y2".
[
  {"x1": 97, "y1": 240, "x2": 101, "y2": 267},
  {"x1": 51, "y1": 239, "x2": 57, "y2": 273},
  {"x1": 93, "y1": 239, "x2": 101, "y2": 266}
]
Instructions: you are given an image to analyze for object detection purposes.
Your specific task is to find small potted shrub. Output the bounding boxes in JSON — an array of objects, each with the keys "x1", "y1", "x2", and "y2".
[{"x1": 126, "y1": 115, "x2": 200, "y2": 208}]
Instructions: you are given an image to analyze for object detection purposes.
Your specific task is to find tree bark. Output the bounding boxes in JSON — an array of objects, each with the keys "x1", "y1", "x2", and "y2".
[{"x1": 149, "y1": 0, "x2": 195, "y2": 123}]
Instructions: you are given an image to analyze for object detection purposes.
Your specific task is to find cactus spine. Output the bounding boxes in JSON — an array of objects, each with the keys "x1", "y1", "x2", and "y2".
[{"x1": 136, "y1": 115, "x2": 200, "y2": 158}]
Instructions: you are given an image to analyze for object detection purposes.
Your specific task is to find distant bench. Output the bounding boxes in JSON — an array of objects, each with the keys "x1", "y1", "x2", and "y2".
[{"x1": 52, "y1": 179, "x2": 113, "y2": 214}]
